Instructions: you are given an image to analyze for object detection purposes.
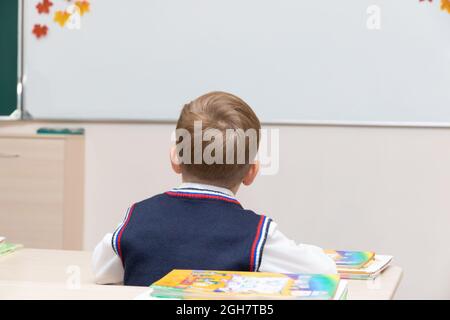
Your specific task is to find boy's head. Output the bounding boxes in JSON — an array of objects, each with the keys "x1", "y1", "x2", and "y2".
[{"x1": 171, "y1": 91, "x2": 261, "y2": 192}]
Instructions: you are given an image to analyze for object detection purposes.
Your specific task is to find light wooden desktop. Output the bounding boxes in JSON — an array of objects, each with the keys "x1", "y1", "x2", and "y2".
[{"x1": 0, "y1": 249, "x2": 403, "y2": 300}]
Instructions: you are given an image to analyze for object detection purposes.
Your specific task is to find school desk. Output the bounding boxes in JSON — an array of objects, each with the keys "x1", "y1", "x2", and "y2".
[{"x1": 0, "y1": 249, "x2": 403, "y2": 300}]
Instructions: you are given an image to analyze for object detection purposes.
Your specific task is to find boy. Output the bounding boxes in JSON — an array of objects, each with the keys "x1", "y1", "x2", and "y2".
[{"x1": 93, "y1": 92, "x2": 336, "y2": 286}]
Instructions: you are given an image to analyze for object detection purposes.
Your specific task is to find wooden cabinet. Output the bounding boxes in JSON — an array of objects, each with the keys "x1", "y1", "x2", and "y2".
[{"x1": 0, "y1": 135, "x2": 84, "y2": 250}]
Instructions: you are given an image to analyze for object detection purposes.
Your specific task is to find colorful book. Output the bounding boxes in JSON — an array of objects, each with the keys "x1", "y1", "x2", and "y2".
[
  {"x1": 325, "y1": 250, "x2": 375, "y2": 269},
  {"x1": 336, "y1": 255, "x2": 393, "y2": 280},
  {"x1": 138, "y1": 270, "x2": 347, "y2": 300}
]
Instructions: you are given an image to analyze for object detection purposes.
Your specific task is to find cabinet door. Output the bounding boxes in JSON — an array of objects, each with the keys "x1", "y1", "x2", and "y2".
[{"x1": 0, "y1": 138, "x2": 65, "y2": 249}]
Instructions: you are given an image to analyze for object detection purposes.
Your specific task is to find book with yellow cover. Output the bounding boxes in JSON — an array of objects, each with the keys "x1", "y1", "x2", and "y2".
[
  {"x1": 325, "y1": 250, "x2": 375, "y2": 269},
  {"x1": 145, "y1": 270, "x2": 347, "y2": 300},
  {"x1": 325, "y1": 249, "x2": 392, "y2": 280},
  {"x1": 336, "y1": 255, "x2": 393, "y2": 280}
]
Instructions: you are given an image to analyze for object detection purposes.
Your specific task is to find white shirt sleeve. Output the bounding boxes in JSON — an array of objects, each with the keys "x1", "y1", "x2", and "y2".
[
  {"x1": 259, "y1": 221, "x2": 337, "y2": 274},
  {"x1": 92, "y1": 233, "x2": 124, "y2": 285}
]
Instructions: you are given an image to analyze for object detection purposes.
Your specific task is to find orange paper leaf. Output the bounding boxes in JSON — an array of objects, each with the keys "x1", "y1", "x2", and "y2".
[
  {"x1": 75, "y1": 1, "x2": 90, "y2": 16},
  {"x1": 32, "y1": 24, "x2": 48, "y2": 39},
  {"x1": 36, "y1": 0, "x2": 53, "y2": 14},
  {"x1": 442, "y1": 0, "x2": 450, "y2": 13},
  {"x1": 54, "y1": 11, "x2": 71, "y2": 27}
]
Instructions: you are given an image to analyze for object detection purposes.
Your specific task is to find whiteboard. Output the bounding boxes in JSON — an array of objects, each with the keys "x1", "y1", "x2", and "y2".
[{"x1": 23, "y1": 0, "x2": 450, "y2": 123}]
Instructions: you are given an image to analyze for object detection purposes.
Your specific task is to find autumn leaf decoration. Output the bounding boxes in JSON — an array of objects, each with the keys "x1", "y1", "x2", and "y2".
[
  {"x1": 420, "y1": 0, "x2": 450, "y2": 14},
  {"x1": 442, "y1": 0, "x2": 450, "y2": 13},
  {"x1": 75, "y1": 1, "x2": 91, "y2": 16},
  {"x1": 36, "y1": 0, "x2": 53, "y2": 14},
  {"x1": 53, "y1": 10, "x2": 71, "y2": 27},
  {"x1": 54, "y1": 1, "x2": 91, "y2": 27},
  {"x1": 32, "y1": 24, "x2": 48, "y2": 38},
  {"x1": 33, "y1": 0, "x2": 92, "y2": 39},
  {"x1": 33, "y1": 0, "x2": 53, "y2": 39}
]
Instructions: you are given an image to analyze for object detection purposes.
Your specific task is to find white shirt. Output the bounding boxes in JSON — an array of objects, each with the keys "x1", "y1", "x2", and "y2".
[{"x1": 92, "y1": 183, "x2": 337, "y2": 284}]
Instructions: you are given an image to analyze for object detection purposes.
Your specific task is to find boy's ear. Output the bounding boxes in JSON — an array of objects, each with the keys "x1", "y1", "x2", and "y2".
[
  {"x1": 242, "y1": 161, "x2": 259, "y2": 186},
  {"x1": 170, "y1": 146, "x2": 182, "y2": 175}
]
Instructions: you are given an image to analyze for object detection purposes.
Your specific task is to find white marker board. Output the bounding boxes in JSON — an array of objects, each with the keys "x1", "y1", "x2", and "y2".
[{"x1": 23, "y1": 0, "x2": 450, "y2": 124}]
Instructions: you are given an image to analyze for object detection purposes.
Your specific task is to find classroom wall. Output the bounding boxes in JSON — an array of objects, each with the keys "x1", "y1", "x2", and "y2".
[{"x1": 1, "y1": 121, "x2": 450, "y2": 299}]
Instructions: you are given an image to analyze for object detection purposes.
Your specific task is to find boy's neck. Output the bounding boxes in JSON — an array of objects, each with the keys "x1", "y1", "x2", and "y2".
[{"x1": 179, "y1": 181, "x2": 237, "y2": 196}]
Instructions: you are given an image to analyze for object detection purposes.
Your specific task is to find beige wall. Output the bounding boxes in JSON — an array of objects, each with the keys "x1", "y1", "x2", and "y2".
[{"x1": 1, "y1": 121, "x2": 450, "y2": 299}]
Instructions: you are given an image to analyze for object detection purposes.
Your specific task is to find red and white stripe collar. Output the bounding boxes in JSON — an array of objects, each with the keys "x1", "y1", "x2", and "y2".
[{"x1": 166, "y1": 183, "x2": 240, "y2": 205}]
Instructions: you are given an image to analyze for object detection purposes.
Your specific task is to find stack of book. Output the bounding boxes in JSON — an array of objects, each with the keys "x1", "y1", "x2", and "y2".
[
  {"x1": 325, "y1": 250, "x2": 392, "y2": 280},
  {"x1": 0, "y1": 236, "x2": 22, "y2": 257},
  {"x1": 137, "y1": 270, "x2": 348, "y2": 300}
]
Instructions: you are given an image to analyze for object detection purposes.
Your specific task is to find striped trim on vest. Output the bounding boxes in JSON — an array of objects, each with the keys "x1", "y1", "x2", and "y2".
[
  {"x1": 250, "y1": 215, "x2": 272, "y2": 271},
  {"x1": 112, "y1": 203, "x2": 136, "y2": 259}
]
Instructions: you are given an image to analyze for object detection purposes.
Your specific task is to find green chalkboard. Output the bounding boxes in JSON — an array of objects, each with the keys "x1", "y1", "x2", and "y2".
[{"x1": 0, "y1": 0, "x2": 18, "y2": 117}]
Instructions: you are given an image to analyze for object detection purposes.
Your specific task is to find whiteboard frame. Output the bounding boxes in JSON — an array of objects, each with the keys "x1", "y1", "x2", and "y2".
[
  {"x1": 11, "y1": 1, "x2": 450, "y2": 128},
  {"x1": 0, "y1": 0, "x2": 23, "y2": 121}
]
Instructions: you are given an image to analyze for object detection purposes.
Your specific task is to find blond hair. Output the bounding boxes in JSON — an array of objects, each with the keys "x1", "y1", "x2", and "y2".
[{"x1": 175, "y1": 91, "x2": 261, "y2": 188}]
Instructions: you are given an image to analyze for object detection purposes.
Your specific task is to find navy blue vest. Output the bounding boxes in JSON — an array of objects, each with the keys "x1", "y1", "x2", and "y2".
[{"x1": 112, "y1": 187, "x2": 272, "y2": 286}]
